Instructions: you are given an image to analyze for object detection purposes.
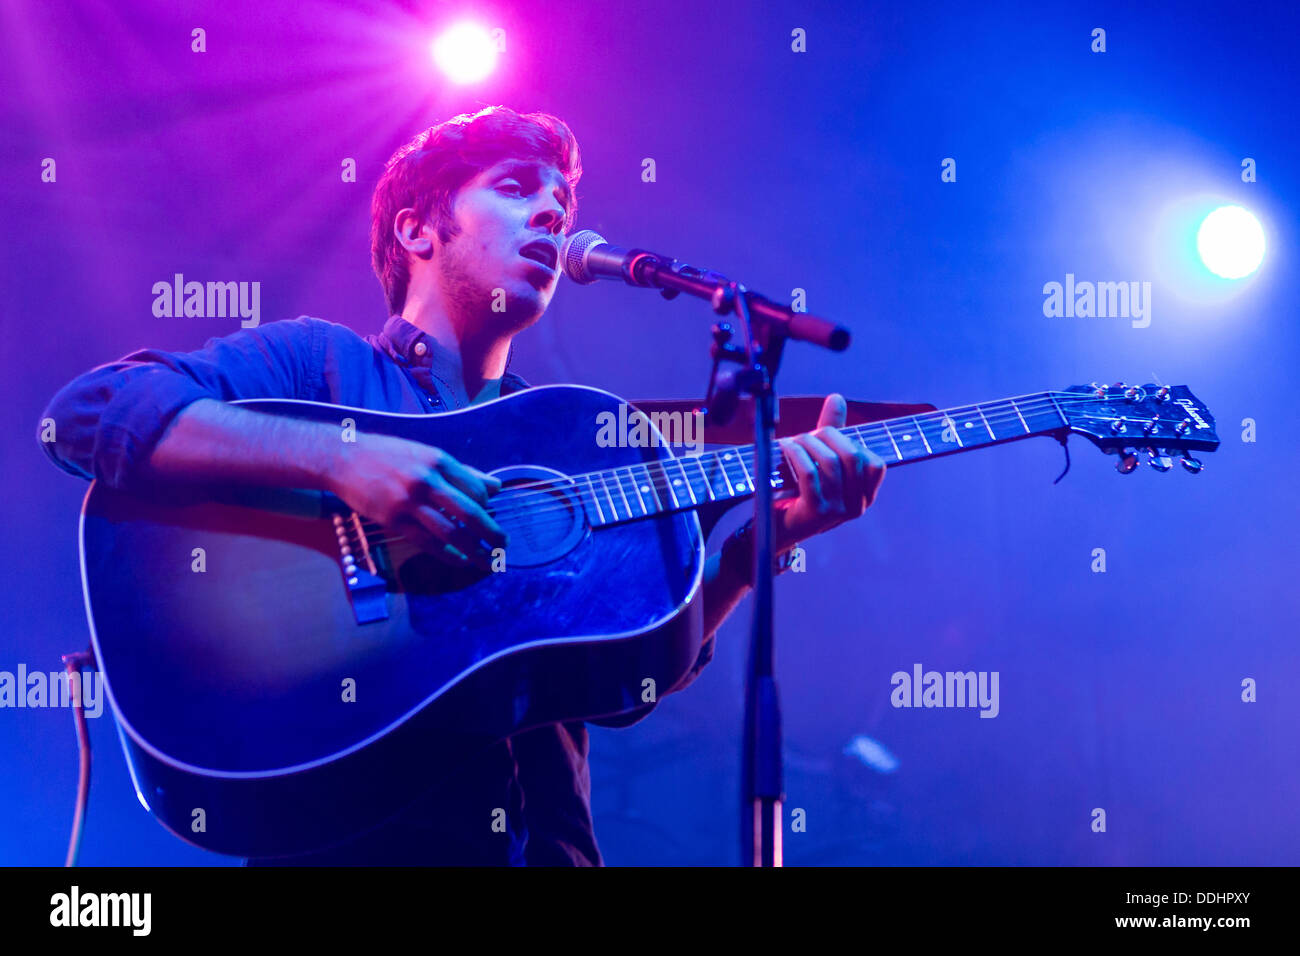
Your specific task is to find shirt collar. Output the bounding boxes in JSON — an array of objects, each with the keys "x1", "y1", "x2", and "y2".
[
  {"x1": 372, "y1": 314, "x2": 529, "y2": 404},
  {"x1": 377, "y1": 313, "x2": 435, "y2": 366}
]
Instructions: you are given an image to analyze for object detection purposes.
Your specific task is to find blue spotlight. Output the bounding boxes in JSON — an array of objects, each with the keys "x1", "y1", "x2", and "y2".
[{"x1": 1196, "y1": 205, "x2": 1265, "y2": 279}]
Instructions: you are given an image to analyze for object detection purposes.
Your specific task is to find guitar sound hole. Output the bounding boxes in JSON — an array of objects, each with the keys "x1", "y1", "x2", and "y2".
[{"x1": 490, "y1": 466, "x2": 588, "y2": 568}]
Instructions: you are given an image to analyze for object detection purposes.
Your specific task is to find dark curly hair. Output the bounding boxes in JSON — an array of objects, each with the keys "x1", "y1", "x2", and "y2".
[{"x1": 369, "y1": 106, "x2": 582, "y2": 314}]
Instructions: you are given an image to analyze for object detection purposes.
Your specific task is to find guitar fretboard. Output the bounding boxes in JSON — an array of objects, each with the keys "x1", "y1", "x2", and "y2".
[{"x1": 565, "y1": 392, "x2": 1071, "y2": 527}]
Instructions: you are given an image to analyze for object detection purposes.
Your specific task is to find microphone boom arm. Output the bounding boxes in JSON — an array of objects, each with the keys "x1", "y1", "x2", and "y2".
[{"x1": 560, "y1": 230, "x2": 850, "y2": 352}]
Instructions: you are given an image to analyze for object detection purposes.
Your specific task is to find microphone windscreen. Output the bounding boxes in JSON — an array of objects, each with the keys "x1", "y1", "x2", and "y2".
[{"x1": 560, "y1": 229, "x2": 607, "y2": 284}]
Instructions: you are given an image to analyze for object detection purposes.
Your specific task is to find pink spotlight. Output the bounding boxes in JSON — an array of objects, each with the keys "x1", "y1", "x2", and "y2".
[{"x1": 431, "y1": 22, "x2": 498, "y2": 84}]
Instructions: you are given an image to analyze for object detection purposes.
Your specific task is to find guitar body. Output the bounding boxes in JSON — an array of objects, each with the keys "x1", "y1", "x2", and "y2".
[
  {"x1": 77, "y1": 376, "x2": 1221, "y2": 858},
  {"x1": 80, "y1": 385, "x2": 706, "y2": 857}
]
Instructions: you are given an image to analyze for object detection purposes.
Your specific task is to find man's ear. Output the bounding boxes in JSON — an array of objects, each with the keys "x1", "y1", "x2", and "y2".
[{"x1": 393, "y1": 207, "x2": 435, "y2": 260}]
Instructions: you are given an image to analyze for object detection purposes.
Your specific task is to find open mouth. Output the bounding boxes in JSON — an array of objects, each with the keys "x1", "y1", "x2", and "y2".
[{"x1": 519, "y1": 238, "x2": 559, "y2": 273}]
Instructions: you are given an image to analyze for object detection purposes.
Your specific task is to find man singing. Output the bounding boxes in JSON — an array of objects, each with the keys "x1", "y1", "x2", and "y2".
[{"x1": 38, "y1": 106, "x2": 885, "y2": 865}]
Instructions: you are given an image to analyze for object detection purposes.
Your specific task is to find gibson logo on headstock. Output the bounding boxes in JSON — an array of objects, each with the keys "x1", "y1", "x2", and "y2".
[{"x1": 1175, "y1": 398, "x2": 1210, "y2": 430}]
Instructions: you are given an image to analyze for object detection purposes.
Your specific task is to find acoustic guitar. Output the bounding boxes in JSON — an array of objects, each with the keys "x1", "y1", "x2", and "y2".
[{"x1": 78, "y1": 382, "x2": 1219, "y2": 856}]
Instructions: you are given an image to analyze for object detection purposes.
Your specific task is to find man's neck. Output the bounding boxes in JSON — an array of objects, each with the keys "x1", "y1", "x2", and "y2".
[{"x1": 400, "y1": 302, "x2": 511, "y2": 402}]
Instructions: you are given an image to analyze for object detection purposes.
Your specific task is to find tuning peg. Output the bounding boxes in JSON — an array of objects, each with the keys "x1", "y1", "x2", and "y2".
[
  {"x1": 1143, "y1": 416, "x2": 1160, "y2": 436},
  {"x1": 1180, "y1": 455, "x2": 1204, "y2": 474},
  {"x1": 1110, "y1": 417, "x2": 1127, "y2": 434},
  {"x1": 1145, "y1": 448, "x2": 1173, "y2": 472},
  {"x1": 1115, "y1": 449, "x2": 1140, "y2": 474},
  {"x1": 1175, "y1": 418, "x2": 1193, "y2": 436},
  {"x1": 1125, "y1": 386, "x2": 1147, "y2": 403},
  {"x1": 1155, "y1": 386, "x2": 1171, "y2": 401}
]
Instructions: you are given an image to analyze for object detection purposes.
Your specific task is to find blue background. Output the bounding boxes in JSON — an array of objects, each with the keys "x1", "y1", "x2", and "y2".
[{"x1": 2, "y1": 0, "x2": 1295, "y2": 865}]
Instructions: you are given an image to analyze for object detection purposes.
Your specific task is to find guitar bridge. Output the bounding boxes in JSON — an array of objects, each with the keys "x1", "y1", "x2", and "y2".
[{"x1": 330, "y1": 507, "x2": 390, "y2": 625}]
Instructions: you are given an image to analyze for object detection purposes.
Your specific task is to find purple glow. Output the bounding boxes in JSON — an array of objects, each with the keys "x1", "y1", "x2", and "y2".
[{"x1": 431, "y1": 22, "x2": 498, "y2": 84}]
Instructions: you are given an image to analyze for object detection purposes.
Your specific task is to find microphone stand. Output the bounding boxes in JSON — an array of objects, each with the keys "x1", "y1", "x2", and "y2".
[
  {"x1": 729, "y1": 286, "x2": 783, "y2": 868},
  {"x1": 598, "y1": 250, "x2": 849, "y2": 867}
]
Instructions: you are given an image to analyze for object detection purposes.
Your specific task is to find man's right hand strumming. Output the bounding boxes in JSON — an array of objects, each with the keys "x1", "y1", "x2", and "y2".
[{"x1": 328, "y1": 431, "x2": 508, "y2": 570}]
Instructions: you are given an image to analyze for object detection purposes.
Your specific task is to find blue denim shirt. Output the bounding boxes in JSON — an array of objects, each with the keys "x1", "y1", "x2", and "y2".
[
  {"x1": 38, "y1": 314, "x2": 533, "y2": 489},
  {"x1": 38, "y1": 314, "x2": 608, "y2": 866}
]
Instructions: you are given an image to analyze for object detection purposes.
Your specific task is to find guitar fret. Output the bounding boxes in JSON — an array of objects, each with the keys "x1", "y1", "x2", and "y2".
[
  {"x1": 911, "y1": 417, "x2": 934, "y2": 455},
  {"x1": 638, "y1": 463, "x2": 664, "y2": 514},
  {"x1": 709, "y1": 452, "x2": 735, "y2": 499},
  {"x1": 719, "y1": 450, "x2": 744, "y2": 498},
  {"x1": 946, "y1": 406, "x2": 996, "y2": 449},
  {"x1": 1011, "y1": 399, "x2": 1031, "y2": 433},
  {"x1": 585, "y1": 475, "x2": 607, "y2": 525},
  {"x1": 659, "y1": 460, "x2": 681, "y2": 510},
  {"x1": 672, "y1": 459, "x2": 698, "y2": 506},
  {"x1": 598, "y1": 473, "x2": 623, "y2": 522},
  {"x1": 670, "y1": 457, "x2": 702, "y2": 509},
  {"x1": 856, "y1": 427, "x2": 897, "y2": 462},
  {"x1": 691, "y1": 456, "x2": 717, "y2": 502},
  {"x1": 617, "y1": 466, "x2": 647, "y2": 517},
  {"x1": 610, "y1": 468, "x2": 633, "y2": 517},
  {"x1": 938, "y1": 411, "x2": 964, "y2": 448},
  {"x1": 884, "y1": 420, "x2": 926, "y2": 461},
  {"x1": 1020, "y1": 394, "x2": 1065, "y2": 434},
  {"x1": 980, "y1": 400, "x2": 1023, "y2": 441},
  {"x1": 875, "y1": 423, "x2": 903, "y2": 461},
  {"x1": 924, "y1": 410, "x2": 970, "y2": 454},
  {"x1": 1046, "y1": 393, "x2": 1069, "y2": 429},
  {"x1": 632, "y1": 467, "x2": 650, "y2": 515},
  {"x1": 736, "y1": 453, "x2": 753, "y2": 492}
]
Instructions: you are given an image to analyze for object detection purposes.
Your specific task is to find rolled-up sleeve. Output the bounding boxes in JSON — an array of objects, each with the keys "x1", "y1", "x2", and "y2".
[{"x1": 38, "y1": 317, "x2": 324, "y2": 491}]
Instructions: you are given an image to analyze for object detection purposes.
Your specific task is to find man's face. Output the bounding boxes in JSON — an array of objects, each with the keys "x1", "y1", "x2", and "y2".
[{"x1": 430, "y1": 158, "x2": 572, "y2": 332}]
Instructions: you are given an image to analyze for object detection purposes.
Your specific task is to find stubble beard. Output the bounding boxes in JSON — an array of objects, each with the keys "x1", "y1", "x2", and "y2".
[{"x1": 437, "y1": 238, "x2": 547, "y2": 338}]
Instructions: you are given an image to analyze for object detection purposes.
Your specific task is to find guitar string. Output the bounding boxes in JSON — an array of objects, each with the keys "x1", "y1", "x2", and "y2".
[
  {"x1": 360, "y1": 392, "x2": 1200, "y2": 544},
  {"x1": 361, "y1": 434, "x2": 1201, "y2": 552},
  {"x1": 375, "y1": 391, "x2": 1150, "y2": 524},
  {"x1": 360, "y1": 394, "x2": 1088, "y2": 539},
  {"x1": 405, "y1": 392, "x2": 1194, "y2": 524},
  {"x1": 488, "y1": 389, "x2": 1192, "y2": 505},
  {"x1": 351, "y1": 393, "x2": 1202, "y2": 549}
]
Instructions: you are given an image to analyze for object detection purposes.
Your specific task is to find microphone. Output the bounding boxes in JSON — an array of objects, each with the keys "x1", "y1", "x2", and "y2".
[
  {"x1": 559, "y1": 229, "x2": 850, "y2": 351},
  {"x1": 560, "y1": 230, "x2": 670, "y2": 285}
]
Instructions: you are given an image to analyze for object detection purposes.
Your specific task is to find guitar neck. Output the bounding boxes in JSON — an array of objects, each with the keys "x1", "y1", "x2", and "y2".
[{"x1": 571, "y1": 391, "x2": 1073, "y2": 527}]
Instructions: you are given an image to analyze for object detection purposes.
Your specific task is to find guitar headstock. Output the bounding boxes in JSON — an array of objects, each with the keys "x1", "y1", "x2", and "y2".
[{"x1": 1058, "y1": 383, "x2": 1220, "y2": 473}]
